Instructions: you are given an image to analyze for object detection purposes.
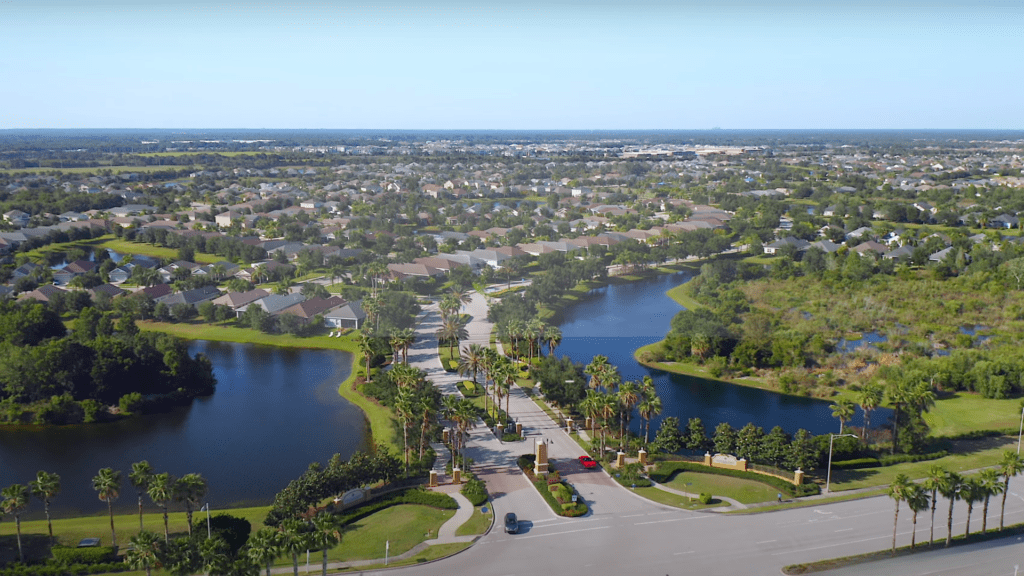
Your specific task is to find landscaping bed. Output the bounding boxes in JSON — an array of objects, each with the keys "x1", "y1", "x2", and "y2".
[
  {"x1": 516, "y1": 454, "x2": 588, "y2": 517},
  {"x1": 651, "y1": 461, "x2": 819, "y2": 498}
]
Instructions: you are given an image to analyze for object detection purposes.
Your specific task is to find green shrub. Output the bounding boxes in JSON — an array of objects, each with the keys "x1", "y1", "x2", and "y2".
[
  {"x1": 461, "y1": 477, "x2": 489, "y2": 507},
  {"x1": 502, "y1": 432, "x2": 523, "y2": 442},
  {"x1": 51, "y1": 545, "x2": 116, "y2": 564},
  {"x1": 336, "y1": 488, "x2": 457, "y2": 525},
  {"x1": 699, "y1": 493, "x2": 713, "y2": 505},
  {"x1": 517, "y1": 454, "x2": 536, "y2": 471},
  {"x1": 831, "y1": 458, "x2": 881, "y2": 470},
  {"x1": 878, "y1": 451, "x2": 948, "y2": 466}
]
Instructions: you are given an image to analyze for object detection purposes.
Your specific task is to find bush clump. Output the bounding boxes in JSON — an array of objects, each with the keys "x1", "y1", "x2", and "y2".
[
  {"x1": 650, "y1": 462, "x2": 819, "y2": 497},
  {"x1": 461, "y1": 477, "x2": 489, "y2": 506},
  {"x1": 831, "y1": 458, "x2": 881, "y2": 470},
  {"x1": 699, "y1": 492, "x2": 713, "y2": 505},
  {"x1": 51, "y1": 546, "x2": 116, "y2": 565}
]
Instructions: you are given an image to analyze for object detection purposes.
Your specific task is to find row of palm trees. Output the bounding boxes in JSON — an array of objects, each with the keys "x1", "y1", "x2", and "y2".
[
  {"x1": 496, "y1": 318, "x2": 562, "y2": 363},
  {"x1": 887, "y1": 451, "x2": 1024, "y2": 554},
  {"x1": 578, "y1": 356, "x2": 663, "y2": 455},
  {"x1": 457, "y1": 343, "x2": 521, "y2": 421},
  {"x1": 829, "y1": 379, "x2": 935, "y2": 453},
  {"x1": 0, "y1": 464, "x2": 210, "y2": 564},
  {"x1": 390, "y1": 364, "x2": 438, "y2": 474},
  {"x1": 124, "y1": 511, "x2": 342, "y2": 576}
]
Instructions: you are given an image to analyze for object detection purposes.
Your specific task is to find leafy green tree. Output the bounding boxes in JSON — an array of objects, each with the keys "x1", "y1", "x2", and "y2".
[
  {"x1": 1, "y1": 483, "x2": 29, "y2": 562},
  {"x1": 653, "y1": 416, "x2": 685, "y2": 454},
  {"x1": 29, "y1": 470, "x2": 60, "y2": 547},
  {"x1": 684, "y1": 417, "x2": 710, "y2": 453},
  {"x1": 92, "y1": 467, "x2": 122, "y2": 547},
  {"x1": 637, "y1": 392, "x2": 662, "y2": 445},
  {"x1": 713, "y1": 422, "x2": 737, "y2": 455}
]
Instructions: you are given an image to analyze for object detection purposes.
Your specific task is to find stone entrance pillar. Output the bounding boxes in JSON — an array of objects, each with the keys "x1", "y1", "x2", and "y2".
[
  {"x1": 452, "y1": 467, "x2": 462, "y2": 485},
  {"x1": 516, "y1": 422, "x2": 523, "y2": 436},
  {"x1": 429, "y1": 470, "x2": 438, "y2": 487},
  {"x1": 566, "y1": 418, "x2": 573, "y2": 434},
  {"x1": 616, "y1": 451, "x2": 625, "y2": 467},
  {"x1": 496, "y1": 423, "x2": 504, "y2": 438},
  {"x1": 794, "y1": 469, "x2": 804, "y2": 485},
  {"x1": 638, "y1": 449, "x2": 647, "y2": 465},
  {"x1": 535, "y1": 440, "x2": 549, "y2": 476}
]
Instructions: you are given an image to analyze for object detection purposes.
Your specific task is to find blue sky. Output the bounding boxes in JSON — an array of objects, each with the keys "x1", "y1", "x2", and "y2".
[{"x1": 1, "y1": 0, "x2": 1021, "y2": 129}]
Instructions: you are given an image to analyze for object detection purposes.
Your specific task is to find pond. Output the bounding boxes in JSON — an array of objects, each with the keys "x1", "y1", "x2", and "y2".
[
  {"x1": 553, "y1": 272, "x2": 890, "y2": 439},
  {"x1": 0, "y1": 342, "x2": 368, "y2": 518}
]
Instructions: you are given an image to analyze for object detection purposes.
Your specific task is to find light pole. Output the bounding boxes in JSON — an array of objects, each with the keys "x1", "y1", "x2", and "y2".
[
  {"x1": 825, "y1": 433, "x2": 858, "y2": 494},
  {"x1": 199, "y1": 503, "x2": 211, "y2": 539},
  {"x1": 1017, "y1": 403, "x2": 1024, "y2": 455}
]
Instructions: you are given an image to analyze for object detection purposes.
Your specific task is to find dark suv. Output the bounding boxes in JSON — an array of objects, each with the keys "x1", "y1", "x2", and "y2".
[{"x1": 504, "y1": 512, "x2": 518, "y2": 534}]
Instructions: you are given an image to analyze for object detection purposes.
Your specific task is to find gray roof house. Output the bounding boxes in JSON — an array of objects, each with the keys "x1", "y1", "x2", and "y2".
[
  {"x1": 156, "y1": 285, "x2": 221, "y2": 308},
  {"x1": 763, "y1": 237, "x2": 810, "y2": 255},
  {"x1": 236, "y1": 293, "x2": 307, "y2": 316},
  {"x1": 324, "y1": 300, "x2": 367, "y2": 329}
]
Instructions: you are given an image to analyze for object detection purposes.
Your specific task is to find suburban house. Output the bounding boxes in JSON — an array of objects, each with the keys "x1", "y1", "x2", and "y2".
[
  {"x1": 763, "y1": 237, "x2": 810, "y2": 255},
  {"x1": 156, "y1": 285, "x2": 221, "y2": 308},
  {"x1": 278, "y1": 296, "x2": 346, "y2": 324},
  {"x1": 324, "y1": 300, "x2": 367, "y2": 329},
  {"x1": 212, "y1": 288, "x2": 271, "y2": 311},
  {"x1": 236, "y1": 293, "x2": 306, "y2": 317}
]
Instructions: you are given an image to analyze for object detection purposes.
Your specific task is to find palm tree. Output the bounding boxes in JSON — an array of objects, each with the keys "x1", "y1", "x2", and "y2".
[
  {"x1": 579, "y1": 390, "x2": 600, "y2": 446},
  {"x1": 829, "y1": 398, "x2": 855, "y2": 435},
  {"x1": 961, "y1": 476, "x2": 983, "y2": 537},
  {"x1": 173, "y1": 473, "x2": 208, "y2": 536},
  {"x1": 906, "y1": 484, "x2": 930, "y2": 550},
  {"x1": 617, "y1": 380, "x2": 640, "y2": 450},
  {"x1": 398, "y1": 327, "x2": 415, "y2": 364},
  {"x1": 940, "y1": 471, "x2": 964, "y2": 547},
  {"x1": 525, "y1": 319, "x2": 544, "y2": 363},
  {"x1": 148, "y1": 472, "x2": 175, "y2": 543},
  {"x1": 436, "y1": 316, "x2": 468, "y2": 358},
  {"x1": 886, "y1": 379, "x2": 912, "y2": 455},
  {"x1": 596, "y1": 392, "x2": 618, "y2": 455},
  {"x1": 29, "y1": 470, "x2": 61, "y2": 547},
  {"x1": 389, "y1": 332, "x2": 404, "y2": 363},
  {"x1": 585, "y1": 355, "x2": 610, "y2": 391},
  {"x1": 888, "y1": 473, "x2": 911, "y2": 554},
  {"x1": 93, "y1": 467, "x2": 123, "y2": 547},
  {"x1": 999, "y1": 450, "x2": 1024, "y2": 530},
  {"x1": 546, "y1": 326, "x2": 562, "y2": 357},
  {"x1": 125, "y1": 530, "x2": 162, "y2": 576},
  {"x1": 439, "y1": 293, "x2": 460, "y2": 320},
  {"x1": 637, "y1": 393, "x2": 663, "y2": 445},
  {"x1": 129, "y1": 460, "x2": 154, "y2": 531},
  {"x1": 279, "y1": 518, "x2": 312, "y2": 576},
  {"x1": 1, "y1": 484, "x2": 29, "y2": 562},
  {"x1": 923, "y1": 464, "x2": 947, "y2": 545},
  {"x1": 309, "y1": 512, "x2": 342, "y2": 576},
  {"x1": 857, "y1": 383, "x2": 884, "y2": 442},
  {"x1": 247, "y1": 527, "x2": 284, "y2": 576},
  {"x1": 979, "y1": 468, "x2": 1004, "y2": 534},
  {"x1": 357, "y1": 331, "x2": 374, "y2": 380},
  {"x1": 454, "y1": 400, "x2": 477, "y2": 470},
  {"x1": 418, "y1": 395, "x2": 435, "y2": 460},
  {"x1": 395, "y1": 387, "x2": 416, "y2": 474},
  {"x1": 458, "y1": 343, "x2": 485, "y2": 383}
]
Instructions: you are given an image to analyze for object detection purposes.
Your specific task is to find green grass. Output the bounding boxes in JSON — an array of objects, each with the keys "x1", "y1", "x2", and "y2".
[
  {"x1": 438, "y1": 344, "x2": 460, "y2": 371},
  {"x1": 630, "y1": 486, "x2": 728, "y2": 510},
  {"x1": 727, "y1": 489, "x2": 888, "y2": 514},
  {"x1": 662, "y1": 470, "x2": 781, "y2": 504},
  {"x1": 137, "y1": 320, "x2": 358, "y2": 353},
  {"x1": 340, "y1": 542, "x2": 472, "y2": 572},
  {"x1": 924, "y1": 393, "x2": 1023, "y2": 437},
  {"x1": 826, "y1": 436, "x2": 1016, "y2": 491},
  {"x1": 95, "y1": 237, "x2": 222, "y2": 264},
  {"x1": 327, "y1": 505, "x2": 454, "y2": 563},
  {"x1": 455, "y1": 505, "x2": 493, "y2": 537},
  {"x1": 665, "y1": 282, "x2": 704, "y2": 310}
]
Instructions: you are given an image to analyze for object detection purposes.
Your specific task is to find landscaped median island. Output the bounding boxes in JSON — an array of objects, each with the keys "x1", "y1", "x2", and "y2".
[{"x1": 517, "y1": 455, "x2": 589, "y2": 517}]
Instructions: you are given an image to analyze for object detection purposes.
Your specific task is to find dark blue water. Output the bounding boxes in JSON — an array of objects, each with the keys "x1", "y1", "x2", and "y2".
[
  {"x1": 0, "y1": 342, "x2": 367, "y2": 517},
  {"x1": 555, "y1": 272, "x2": 888, "y2": 438}
]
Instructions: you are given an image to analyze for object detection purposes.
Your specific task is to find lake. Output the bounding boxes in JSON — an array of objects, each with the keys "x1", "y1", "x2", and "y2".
[
  {"x1": 0, "y1": 342, "x2": 367, "y2": 518},
  {"x1": 553, "y1": 272, "x2": 889, "y2": 439}
]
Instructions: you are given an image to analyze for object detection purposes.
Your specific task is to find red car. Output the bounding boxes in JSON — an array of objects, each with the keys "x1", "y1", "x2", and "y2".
[{"x1": 578, "y1": 455, "x2": 597, "y2": 469}]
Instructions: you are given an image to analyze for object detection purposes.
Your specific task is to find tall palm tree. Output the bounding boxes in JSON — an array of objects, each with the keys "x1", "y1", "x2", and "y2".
[
  {"x1": 886, "y1": 379, "x2": 912, "y2": 455},
  {"x1": 454, "y1": 400, "x2": 477, "y2": 470},
  {"x1": 999, "y1": 450, "x2": 1024, "y2": 530},
  {"x1": 579, "y1": 390, "x2": 600, "y2": 446},
  {"x1": 247, "y1": 527, "x2": 285, "y2": 576},
  {"x1": 395, "y1": 387, "x2": 416, "y2": 474},
  {"x1": 596, "y1": 392, "x2": 618, "y2": 455},
  {"x1": 940, "y1": 471, "x2": 964, "y2": 547},
  {"x1": 906, "y1": 484, "x2": 930, "y2": 550},
  {"x1": 637, "y1": 393, "x2": 663, "y2": 445},
  {"x1": 125, "y1": 530, "x2": 161, "y2": 576},
  {"x1": 129, "y1": 460, "x2": 154, "y2": 531},
  {"x1": 617, "y1": 380, "x2": 641, "y2": 450},
  {"x1": 961, "y1": 476, "x2": 982, "y2": 537},
  {"x1": 279, "y1": 518, "x2": 312, "y2": 576},
  {"x1": 979, "y1": 468, "x2": 1004, "y2": 534},
  {"x1": 525, "y1": 319, "x2": 544, "y2": 363},
  {"x1": 505, "y1": 319, "x2": 524, "y2": 359},
  {"x1": 923, "y1": 464, "x2": 947, "y2": 545},
  {"x1": 888, "y1": 473, "x2": 911, "y2": 555},
  {"x1": 439, "y1": 293, "x2": 460, "y2": 321},
  {"x1": 857, "y1": 383, "x2": 884, "y2": 442},
  {"x1": 309, "y1": 512, "x2": 342, "y2": 576},
  {"x1": 29, "y1": 470, "x2": 61, "y2": 547},
  {"x1": 1, "y1": 484, "x2": 29, "y2": 562},
  {"x1": 93, "y1": 468, "x2": 123, "y2": 547},
  {"x1": 173, "y1": 473, "x2": 208, "y2": 536},
  {"x1": 148, "y1": 472, "x2": 175, "y2": 543},
  {"x1": 585, "y1": 355, "x2": 610, "y2": 391},
  {"x1": 357, "y1": 331, "x2": 375, "y2": 381},
  {"x1": 458, "y1": 343, "x2": 485, "y2": 383},
  {"x1": 546, "y1": 326, "x2": 562, "y2": 357},
  {"x1": 436, "y1": 316, "x2": 468, "y2": 358},
  {"x1": 418, "y1": 395, "x2": 435, "y2": 460},
  {"x1": 829, "y1": 398, "x2": 855, "y2": 435},
  {"x1": 389, "y1": 332, "x2": 404, "y2": 363},
  {"x1": 398, "y1": 327, "x2": 415, "y2": 364}
]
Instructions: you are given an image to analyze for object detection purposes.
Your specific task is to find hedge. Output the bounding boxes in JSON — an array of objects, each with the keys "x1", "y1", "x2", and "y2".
[
  {"x1": 51, "y1": 546, "x2": 116, "y2": 565},
  {"x1": 878, "y1": 450, "x2": 948, "y2": 466},
  {"x1": 0, "y1": 561, "x2": 128, "y2": 576},
  {"x1": 533, "y1": 478, "x2": 588, "y2": 517},
  {"x1": 461, "y1": 477, "x2": 489, "y2": 507},
  {"x1": 650, "y1": 462, "x2": 820, "y2": 497},
  {"x1": 831, "y1": 458, "x2": 881, "y2": 470}
]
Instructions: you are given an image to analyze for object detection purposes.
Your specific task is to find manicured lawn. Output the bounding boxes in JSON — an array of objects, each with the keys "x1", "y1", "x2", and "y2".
[
  {"x1": 665, "y1": 283, "x2": 704, "y2": 310},
  {"x1": 95, "y1": 236, "x2": 221, "y2": 264},
  {"x1": 137, "y1": 320, "x2": 358, "y2": 353},
  {"x1": 455, "y1": 505, "x2": 493, "y2": 537},
  {"x1": 826, "y1": 437, "x2": 1016, "y2": 491},
  {"x1": 663, "y1": 470, "x2": 780, "y2": 504},
  {"x1": 326, "y1": 505, "x2": 454, "y2": 563},
  {"x1": 438, "y1": 343, "x2": 460, "y2": 371},
  {"x1": 924, "y1": 393, "x2": 1022, "y2": 437},
  {"x1": 631, "y1": 486, "x2": 728, "y2": 510},
  {"x1": 344, "y1": 542, "x2": 472, "y2": 571}
]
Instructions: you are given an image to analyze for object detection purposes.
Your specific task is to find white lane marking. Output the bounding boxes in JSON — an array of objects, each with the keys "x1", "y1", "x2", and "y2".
[
  {"x1": 673, "y1": 551, "x2": 694, "y2": 556},
  {"x1": 622, "y1": 513, "x2": 646, "y2": 518},
  {"x1": 513, "y1": 526, "x2": 609, "y2": 541},
  {"x1": 771, "y1": 534, "x2": 887, "y2": 556},
  {"x1": 835, "y1": 528, "x2": 853, "y2": 532},
  {"x1": 756, "y1": 539, "x2": 777, "y2": 544},
  {"x1": 634, "y1": 517, "x2": 706, "y2": 526}
]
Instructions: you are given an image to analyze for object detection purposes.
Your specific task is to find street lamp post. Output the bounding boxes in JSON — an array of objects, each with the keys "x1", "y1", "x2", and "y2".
[
  {"x1": 825, "y1": 433, "x2": 858, "y2": 494},
  {"x1": 199, "y1": 503, "x2": 212, "y2": 539}
]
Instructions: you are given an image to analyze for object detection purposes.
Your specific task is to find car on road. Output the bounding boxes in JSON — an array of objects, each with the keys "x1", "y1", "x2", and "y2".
[
  {"x1": 504, "y1": 512, "x2": 518, "y2": 534},
  {"x1": 579, "y1": 455, "x2": 597, "y2": 469}
]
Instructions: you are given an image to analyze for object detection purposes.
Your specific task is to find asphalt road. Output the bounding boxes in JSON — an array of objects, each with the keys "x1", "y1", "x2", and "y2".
[{"x1": 385, "y1": 291, "x2": 1024, "y2": 576}]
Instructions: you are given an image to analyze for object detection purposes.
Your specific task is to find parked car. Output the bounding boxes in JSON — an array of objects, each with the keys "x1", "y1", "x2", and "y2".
[
  {"x1": 504, "y1": 512, "x2": 519, "y2": 534},
  {"x1": 578, "y1": 455, "x2": 597, "y2": 469}
]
